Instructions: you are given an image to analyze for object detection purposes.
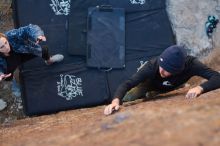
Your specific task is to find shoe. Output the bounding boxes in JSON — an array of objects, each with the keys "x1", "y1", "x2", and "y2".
[
  {"x1": 145, "y1": 91, "x2": 159, "y2": 100},
  {"x1": 0, "y1": 99, "x2": 7, "y2": 111},
  {"x1": 46, "y1": 54, "x2": 64, "y2": 65}
]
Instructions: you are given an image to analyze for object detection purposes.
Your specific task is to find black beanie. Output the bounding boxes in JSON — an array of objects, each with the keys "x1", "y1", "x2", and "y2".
[{"x1": 159, "y1": 45, "x2": 187, "y2": 74}]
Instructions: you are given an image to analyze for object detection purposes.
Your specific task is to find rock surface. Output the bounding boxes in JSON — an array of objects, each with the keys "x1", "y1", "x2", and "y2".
[
  {"x1": 167, "y1": 0, "x2": 220, "y2": 56},
  {"x1": 1, "y1": 88, "x2": 220, "y2": 146}
]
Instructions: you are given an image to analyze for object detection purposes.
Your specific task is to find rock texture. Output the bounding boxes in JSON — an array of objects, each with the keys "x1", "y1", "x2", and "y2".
[
  {"x1": 167, "y1": 0, "x2": 220, "y2": 56},
  {"x1": 0, "y1": 0, "x2": 13, "y2": 32},
  {"x1": 1, "y1": 88, "x2": 220, "y2": 146}
]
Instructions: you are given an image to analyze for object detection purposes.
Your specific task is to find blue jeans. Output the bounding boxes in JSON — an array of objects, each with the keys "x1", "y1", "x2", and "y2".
[{"x1": 12, "y1": 78, "x2": 21, "y2": 97}]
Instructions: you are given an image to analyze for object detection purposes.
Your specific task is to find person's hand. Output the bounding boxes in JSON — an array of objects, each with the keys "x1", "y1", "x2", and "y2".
[
  {"x1": 36, "y1": 35, "x2": 46, "y2": 44},
  {"x1": 104, "y1": 98, "x2": 120, "y2": 116},
  {"x1": 0, "y1": 73, "x2": 11, "y2": 81},
  {"x1": 185, "y1": 86, "x2": 204, "y2": 99}
]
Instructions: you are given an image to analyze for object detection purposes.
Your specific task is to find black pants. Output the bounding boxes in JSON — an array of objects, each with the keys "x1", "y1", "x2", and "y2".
[
  {"x1": 122, "y1": 80, "x2": 160, "y2": 102},
  {"x1": 5, "y1": 47, "x2": 50, "y2": 80},
  {"x1": 41, "y1": 45, "x2": 50, "y2": 60}
]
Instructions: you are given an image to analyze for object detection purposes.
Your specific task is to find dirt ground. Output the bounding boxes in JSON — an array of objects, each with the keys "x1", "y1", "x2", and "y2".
[
  {"x1": 1, "y1": 1, "x2": 220, "y2": 146},
  {"x1": 0, "y1": 0, "x2": 25, "y2": 124}
]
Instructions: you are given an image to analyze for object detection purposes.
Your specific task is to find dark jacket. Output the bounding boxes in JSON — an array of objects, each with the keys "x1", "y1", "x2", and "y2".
[
  {"x1": 114, "y1": 56, "x2": 220, "y2": 103},
  {"x1": 0, "y1": 24, "x2": 44, "y2": 74}
]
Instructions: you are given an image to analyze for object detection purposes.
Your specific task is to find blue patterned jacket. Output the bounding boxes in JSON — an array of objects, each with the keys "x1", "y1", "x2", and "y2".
[{"x1": 0, "y1": 24, "x2": 44, "y2": 74}]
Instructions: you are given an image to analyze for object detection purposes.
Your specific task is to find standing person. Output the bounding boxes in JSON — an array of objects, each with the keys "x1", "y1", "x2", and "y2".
[
  {"x1": 0, "y1": 24, "x2": 64, "y2": 81},
  {"x1": 104, "y1": 45, "x2": 220, "y2": 115}
]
